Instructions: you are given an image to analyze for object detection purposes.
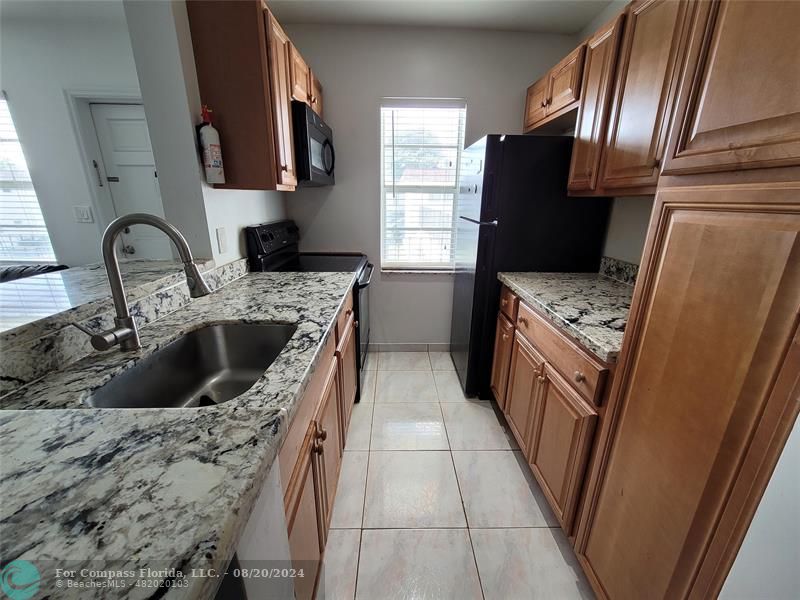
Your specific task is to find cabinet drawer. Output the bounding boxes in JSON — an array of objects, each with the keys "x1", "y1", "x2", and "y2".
[
  {"x1": 515, "y1": 302, "x2": 608, "y2": 406},
  {"x1": 499, "y1": 286, "x2": 519, "y2": 322},
  {"x1": 336, "y1": 291, "x2": 354, "y2": 343}
]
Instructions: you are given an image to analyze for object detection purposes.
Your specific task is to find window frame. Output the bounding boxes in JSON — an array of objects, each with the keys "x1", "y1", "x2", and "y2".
[{"x1": 379, "y1": 98, "x2": 466, "y2": 272}]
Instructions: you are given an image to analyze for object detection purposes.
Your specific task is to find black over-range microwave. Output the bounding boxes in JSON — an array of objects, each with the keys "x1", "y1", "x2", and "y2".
[{"x1": 291, "y1": 100, "x2": 335, "y2": 186}]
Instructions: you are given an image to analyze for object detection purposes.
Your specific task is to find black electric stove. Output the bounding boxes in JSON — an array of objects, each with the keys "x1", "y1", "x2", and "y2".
[{"x1": 245, "y1": 221, "x2": 373, "y2": 400}]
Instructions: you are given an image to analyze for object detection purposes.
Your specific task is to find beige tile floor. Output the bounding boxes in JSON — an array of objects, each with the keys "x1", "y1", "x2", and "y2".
[{"x1": 315, "y1": 351, "x2": 593, "y2": 600}]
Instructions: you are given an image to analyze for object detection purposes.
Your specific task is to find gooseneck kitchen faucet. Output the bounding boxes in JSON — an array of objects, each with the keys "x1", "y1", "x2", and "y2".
[{"x1": 75, "y1": 213, "x2": 212, "y2": 352}]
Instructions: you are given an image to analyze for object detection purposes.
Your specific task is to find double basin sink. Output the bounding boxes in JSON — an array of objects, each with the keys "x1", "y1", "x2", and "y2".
[{"x1": 85, "y1": 323, "x2": 296, "y2": 409}]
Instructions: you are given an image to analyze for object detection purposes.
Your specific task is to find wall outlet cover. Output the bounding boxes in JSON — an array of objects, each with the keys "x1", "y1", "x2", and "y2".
[
  {"x1": 73, "y1": 205, "x2": 94, "y2": 223},
  {"x1": 216, "y1": 227, "x2": 227, "y2": 254}
]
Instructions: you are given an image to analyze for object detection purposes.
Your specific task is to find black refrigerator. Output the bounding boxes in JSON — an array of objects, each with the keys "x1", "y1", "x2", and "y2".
[{"x1": 449, "y1": 135, "x2": 610, "y2": 399}]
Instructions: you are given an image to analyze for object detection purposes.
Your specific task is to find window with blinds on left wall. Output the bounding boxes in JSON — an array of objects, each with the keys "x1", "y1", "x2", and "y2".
[
  {"x1": 0, "y1": 97, "x2": 56, "y2": 263},
  {"x1": 380, "y1": 99, "x2": 466, "y2": 271}
]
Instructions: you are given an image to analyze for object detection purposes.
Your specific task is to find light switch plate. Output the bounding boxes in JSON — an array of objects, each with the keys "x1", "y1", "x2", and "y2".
[
  {"x1": 216, "y1": 227, "x2": 227, "y2": 254},
  {"x1": 73, "y1": 205, "x2": 94, "y2": 223}
]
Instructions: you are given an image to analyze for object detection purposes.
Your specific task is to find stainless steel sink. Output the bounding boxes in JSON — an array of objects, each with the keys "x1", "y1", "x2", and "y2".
[{"x1": 84, "y1": 323, "x2": 296, "y2": 409}]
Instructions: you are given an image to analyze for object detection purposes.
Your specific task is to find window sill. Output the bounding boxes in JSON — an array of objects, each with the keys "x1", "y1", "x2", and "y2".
[{"x1": 381, "y1": 268, "x2": 455, "y2": 275}]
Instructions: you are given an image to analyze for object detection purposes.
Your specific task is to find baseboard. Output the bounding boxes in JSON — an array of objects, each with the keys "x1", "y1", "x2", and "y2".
[{"x1": 369, "y1": 343, "x2": 450, "y2": 352}]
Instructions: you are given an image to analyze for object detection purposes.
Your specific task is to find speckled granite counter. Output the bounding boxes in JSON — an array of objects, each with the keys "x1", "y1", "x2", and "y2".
[
  {"x1": 498, "y1": 272, "x2": 633, "y2": 363},
  {"x1": 0, "y1": 258, "x2": 214, "y2": 339},
  {"x1": 0, "y1": 270, "x2": 357, "y2": 599}
]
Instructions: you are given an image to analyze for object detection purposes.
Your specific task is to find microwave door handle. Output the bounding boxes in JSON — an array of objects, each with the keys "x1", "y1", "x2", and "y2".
[{"x1": 323, "y1": 139, "x2": 335, "y2": 175}]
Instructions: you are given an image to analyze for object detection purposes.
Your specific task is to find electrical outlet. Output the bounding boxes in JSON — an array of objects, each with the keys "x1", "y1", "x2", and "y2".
[
  {"x1": 216, "y1": 227, "x2": 227, "y2": 254},
  {"x1": 73, "y1": 205, "x2": 94, "y2": 223}
]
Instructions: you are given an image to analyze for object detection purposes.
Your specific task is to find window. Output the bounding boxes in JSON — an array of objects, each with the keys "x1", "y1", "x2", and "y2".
[
  {"x1": 380, "y1": 99, "x2": 466, "y2": 270},
  {"x1": 0, "y1": 97, "x2": 56, "y2": 263}
]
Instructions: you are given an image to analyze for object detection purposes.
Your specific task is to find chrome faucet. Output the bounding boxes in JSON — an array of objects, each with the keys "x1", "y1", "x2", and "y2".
[{"x1": 76, "y1": 213, "x2": 212, "y2": 352}]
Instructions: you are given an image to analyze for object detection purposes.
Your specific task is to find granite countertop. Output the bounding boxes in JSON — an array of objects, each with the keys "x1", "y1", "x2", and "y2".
[
  {"x1": 498, "y1": 272, "x2": 634, "y2": 363},
  {"x1": 0, "y1": 270, "x2": 357, "y2": 599},
  {"x1": 0, "y1": 258, "x2": 214, "y2": 341}
]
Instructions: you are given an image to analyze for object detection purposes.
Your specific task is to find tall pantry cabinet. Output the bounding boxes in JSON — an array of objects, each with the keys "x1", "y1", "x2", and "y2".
[{"x1": 574, "y1": 2, "x2": 800, "y2": 599}]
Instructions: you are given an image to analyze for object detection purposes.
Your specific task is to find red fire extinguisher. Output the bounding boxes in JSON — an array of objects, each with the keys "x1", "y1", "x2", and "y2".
[{"x1": 199, "y1": 105, "x2": 225, "y2": 184}]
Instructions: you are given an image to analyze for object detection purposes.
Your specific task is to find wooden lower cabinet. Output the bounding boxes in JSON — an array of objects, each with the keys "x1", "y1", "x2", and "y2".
[
  {"x1": 576, "y1": 184, "x2": 800, "y2": 599},
  {"x1": 503, "y1": 333, "x2": 545, "y2": 455},
  {"x1": 315, "y1": 357, "x2": 343, "y2": 533},
  {"x1": 528, "y1": 364, "x2": 597, "y2": 532},
  {"x1": 286, "y1": 423, "x2": 324, "y2": 600},
  {"x1": 490, "y1": 313, "x2": 515, "y2": 409},
  {"x1": 336, "y1": 312, "x2": 358, "y2": 440}
]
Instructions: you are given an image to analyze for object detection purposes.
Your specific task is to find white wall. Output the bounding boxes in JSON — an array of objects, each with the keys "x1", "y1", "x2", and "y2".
[
  {"x1": 720, "y1": 418, "x2": 800, "y2": 599},
  {"x1": 123, "y1": 0, "x2": 286, "y2": 264},
  {"x1": 602, "y1": 196, "x2": 654, "y2": 264},
  {"x1": 0, "y1": 12, "x2": 140, "y2": 266},
  {"x1": 284, "y1": 24, "x2": 577, "y2": 344}
]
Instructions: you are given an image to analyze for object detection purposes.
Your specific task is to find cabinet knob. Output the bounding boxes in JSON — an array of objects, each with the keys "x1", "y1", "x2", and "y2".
[
  {"x1": 281, "y1": 164, "x2": 288, "y2": 172},
  {"x1": 501, "y1": 298, "x2": 508, "y2": 306},
  {"x1": 316, "y1": 427, "x2": 328, "y2": 441},
  {"x1": 354, "y1": 320, "x2": 359, "y2": 328},
  {"x1": 518, "y1": 317, "x2": 528, "y2": 327},
  {"x1": 574, "y1": 371, "x2": 586, "y2": 383},
  {"x1": 537, "y1": 376, "x2": 546, "y2": 384},
  {"x1": 540, "y1": 99, "x2": 546, "y2": 108},
  {"x1": 313, "y1": 438, "x2": 323, "y2": 454},
  {"x1": 502, "y1": 333, "x2": 509, "y2": 341}
]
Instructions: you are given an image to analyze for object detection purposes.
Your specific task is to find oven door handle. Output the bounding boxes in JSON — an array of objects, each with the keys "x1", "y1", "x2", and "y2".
[{"x1": 358, "y1": 263, "x2": 374, "y2": 288}]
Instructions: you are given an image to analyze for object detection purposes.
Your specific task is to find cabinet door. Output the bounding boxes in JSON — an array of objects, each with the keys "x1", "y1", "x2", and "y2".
[
  {"x1": 663, "y1": 0, "x2": 800, "y2": 175},
  {"x1": 490, "y1": 313, "x2": 515, "y2": 409},
  {"x1": 310, "y1": 72, "x2": 323, "y2": 117},
  {"x1": 286, "y1": 423, "x2": 324, "y2": 600},
  {"x1": 315, "y1": 357, "x2": 343, "y2": 532},
  {"x1": 546, "y1": 45, "x2": 586, "y2": 116},
  {"x1": 289, "y1": 43, "x2": 311, "y2": 104},
  {"x1": 568, "y1": 14, "x2": 624, "y2": 192},
  {"x1": 265, "y1": 11, "x2": 297, "y2": 188},
  {"x1": 335, "y1": 312, "x2": 358, "y2": 440},
  {"x1": 528, "y1": 364, "x2": 597, "y2": 533},
  {"x1": 578, "y1": 186, "x2": 800, "y2": 600},
  {"x1": 504, "y1": 333, "x2": 545, "y2": 455},
  {"x1": 599, "y1": 0, "x2": 689, "y2": 192},
  {"x1": 523, "y1": 78, "x2": 548, "y2": 132}
]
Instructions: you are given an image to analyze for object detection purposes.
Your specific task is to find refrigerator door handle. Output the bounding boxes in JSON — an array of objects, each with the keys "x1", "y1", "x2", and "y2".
[{"x1": 459, "y1": 216, "x2": 498, "y2": 226}]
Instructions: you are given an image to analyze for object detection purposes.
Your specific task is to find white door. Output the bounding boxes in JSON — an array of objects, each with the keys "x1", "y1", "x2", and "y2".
[{"x1": 91, "y1": 104, "x2": 170, "y2": 259}]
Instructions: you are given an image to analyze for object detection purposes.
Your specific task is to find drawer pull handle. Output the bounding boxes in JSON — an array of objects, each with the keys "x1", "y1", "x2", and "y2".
[
  {"x1": 574, "y1": 371, "x2": 586, "y2": 383},
  {"x1": 518, "y1": 317, "x2": 529, "y2": 327}
]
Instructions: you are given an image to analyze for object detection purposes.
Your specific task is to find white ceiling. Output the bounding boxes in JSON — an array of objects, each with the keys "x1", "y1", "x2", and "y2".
[{"x1": 269, "y1": 0, "x2": 614, "y2": 34}]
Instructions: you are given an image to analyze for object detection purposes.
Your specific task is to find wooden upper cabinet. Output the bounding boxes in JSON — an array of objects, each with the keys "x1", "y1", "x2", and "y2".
[
  {"x1": 524, "y1": 78, "x2": 549, "y2": 131},
  {"x1": 568, "y1": 14, "x2": 625, "y2": 192},
  {"x1": 504, "y1": 333, "x2": 545, "y2": 455},
  {"x1": 523, "y1": 44, "x2": 585, "y2": 132},
  {"x1": 265, "y1": 11, "x2": 297, "y2": 189},
  {"x1": 490, "y1": 313, "x2": 515, "y2": 409},
  {"x1": 663, "y1": 0, "x2": 800, "y2": 175},
  {"x1": 310, "y1": 72, "x2": 324, "y2": 117},
  {"x1": 289, "y1": 43, "x2": 311, "y2": 104},
  {"x1": 578, "y1": 185, "x2": 800, "y2": 599},
  {"x1": 547, "y1": 45, "x2": 586, "y2": 116},
  {"x1": 599, "y1": 0, "x2": 690, "y2": 193},
  {"x1": 528, "y1": 363, "x2": 597, "y2": 533}
]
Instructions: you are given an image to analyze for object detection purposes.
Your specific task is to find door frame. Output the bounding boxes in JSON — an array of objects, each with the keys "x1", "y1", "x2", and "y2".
[{"x1": 63, "y1": 88, "x2": 142, "y2": 237}]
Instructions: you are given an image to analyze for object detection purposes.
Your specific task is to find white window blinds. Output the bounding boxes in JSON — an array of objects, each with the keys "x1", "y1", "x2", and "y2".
[
  {"x1": 380, "y1": 99, "x2": 466, "y2": 270},
  {"x1": 0, "y1": 97, "x2": 56, "y2": 263}
]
